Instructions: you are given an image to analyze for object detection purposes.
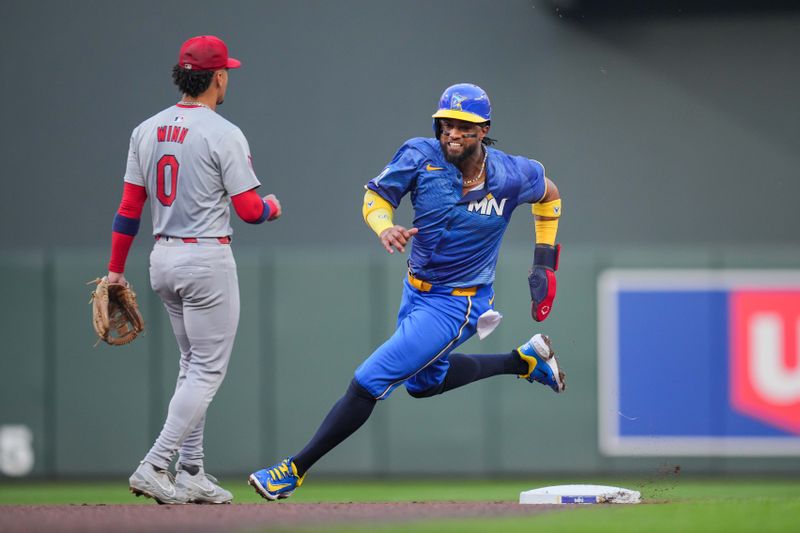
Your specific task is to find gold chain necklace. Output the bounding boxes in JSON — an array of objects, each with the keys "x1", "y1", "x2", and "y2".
[{"x1": 462, "y1": 147, "x2": 487, "y2": 186}]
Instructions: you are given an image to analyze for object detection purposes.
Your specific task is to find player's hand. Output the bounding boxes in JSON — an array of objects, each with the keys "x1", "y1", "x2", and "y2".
[
  {"x1": 379, "y1": 226, "x2": 418, "y2": 254},
  {"x1": 529, "y1": 244, "x2": 560, "y2": 322},
  {"x1": 107, "y1": 271, "x2": 128, "y2": 286},
  {"x1": 263, "y1": 194, "x2": 281, "y2": 221}
]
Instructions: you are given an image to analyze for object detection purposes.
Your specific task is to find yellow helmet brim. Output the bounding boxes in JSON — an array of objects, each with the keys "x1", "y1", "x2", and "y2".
[{"x1": 431, "y1": 109, "x2": 488, "y2": 123}]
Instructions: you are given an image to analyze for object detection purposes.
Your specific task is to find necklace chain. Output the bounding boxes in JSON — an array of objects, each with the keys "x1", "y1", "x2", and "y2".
[
  {"x1": 178, "y1": 100, "x2": 210, "y2": 109},
  {"x1": 462, "y1": 147, "x2": 488, "y2": 186}
]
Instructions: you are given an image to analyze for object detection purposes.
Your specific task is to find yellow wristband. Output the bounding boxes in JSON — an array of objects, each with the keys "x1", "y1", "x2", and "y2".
[
  {"x1": 532, "y1": 198, "x2": 562, "y2": 218},
  {"x1": 363, "y1": 190, "x2": 395, "y2": 236}
]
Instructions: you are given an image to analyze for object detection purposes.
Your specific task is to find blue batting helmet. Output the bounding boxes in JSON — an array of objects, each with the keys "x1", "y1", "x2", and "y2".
[{"x1": 432, "y1": 83, "x2": 492, "y2": 124}]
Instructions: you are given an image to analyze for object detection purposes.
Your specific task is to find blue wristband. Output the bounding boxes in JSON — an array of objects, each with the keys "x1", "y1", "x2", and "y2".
[
  {"x1": 112, "y1": 213, "x2": 140, "y2": 236},
  {"x1": 251, "y1": 199, "x2": 271, "y2": 224}
]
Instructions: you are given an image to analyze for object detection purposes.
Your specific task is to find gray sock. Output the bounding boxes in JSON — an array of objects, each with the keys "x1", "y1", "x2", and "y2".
[{"x1": 180, "y1": 464, "x2": 200, "y2": 475}]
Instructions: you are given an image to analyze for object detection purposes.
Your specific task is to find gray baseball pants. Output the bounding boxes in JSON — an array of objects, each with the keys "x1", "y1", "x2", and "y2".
[{"x1": 143, "y1": 239, "x2": 239, "y2": 470}]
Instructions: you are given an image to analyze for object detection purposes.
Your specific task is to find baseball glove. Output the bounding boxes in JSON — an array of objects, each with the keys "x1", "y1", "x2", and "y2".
[{"x1": 88, "y1": 277, "x2": 145, "y2": 346}]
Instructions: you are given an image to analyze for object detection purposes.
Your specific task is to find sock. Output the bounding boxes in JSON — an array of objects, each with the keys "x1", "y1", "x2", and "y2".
[
  {"x1": 180, "y1": 464, "x2": 200, "y2": 475},
  {"x1": 409, "y1": 351, "x2": 528, "y2": 398},
  {"x1": 144, "y1": 461, "x2": 167, "y2": 473},
  {"x1": 292, "y1": 379, "x2": 377, "y2": 477}
]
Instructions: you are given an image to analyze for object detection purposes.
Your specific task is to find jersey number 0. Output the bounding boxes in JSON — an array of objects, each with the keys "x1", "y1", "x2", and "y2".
[{"x1": 156, "y1": 154, "x2": 179, "y2": 207}]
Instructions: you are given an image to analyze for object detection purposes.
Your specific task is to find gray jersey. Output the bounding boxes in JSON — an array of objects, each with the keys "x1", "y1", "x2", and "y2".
[{"x1": 124, "y1": 104, "x2": 260, "y2": 237}]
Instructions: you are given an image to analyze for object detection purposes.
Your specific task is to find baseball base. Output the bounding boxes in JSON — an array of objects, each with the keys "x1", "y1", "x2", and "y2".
[{"x1": 519, "y1": 484, "x2": 641, "y2": 504}]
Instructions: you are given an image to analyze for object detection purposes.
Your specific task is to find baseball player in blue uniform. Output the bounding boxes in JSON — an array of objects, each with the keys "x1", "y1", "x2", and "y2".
[{"x1": 249, "y1": 83, "x2": 564, "y2": 500}]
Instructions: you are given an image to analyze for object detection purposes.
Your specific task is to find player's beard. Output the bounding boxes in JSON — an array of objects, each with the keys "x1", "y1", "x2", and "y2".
[{"x1": 441, "y1": 138, "x2": 479, "y2": 165}]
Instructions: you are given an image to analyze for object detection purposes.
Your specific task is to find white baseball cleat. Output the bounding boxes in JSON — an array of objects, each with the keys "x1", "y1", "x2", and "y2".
[
  {"x1": 129, "y1": 461, "x2": 189, "y2": 504},
  {"x1": 175, "y1": 465, "x2": 233, "y2": 504}
]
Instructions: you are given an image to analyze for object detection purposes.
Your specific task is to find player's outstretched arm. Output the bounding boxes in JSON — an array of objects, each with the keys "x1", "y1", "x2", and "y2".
[
  {"x1": 529, "y1": 177, "x2": 562, "y2": 322},
  {"x1": 362, "y1": 189, "x2": 417, "y2": 254},
  {"x1": 231, "y1": 189, "x2": 281, "y2": 223}
]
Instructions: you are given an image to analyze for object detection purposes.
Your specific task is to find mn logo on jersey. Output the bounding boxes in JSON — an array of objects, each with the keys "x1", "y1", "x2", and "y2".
[{"x1": 468, "y1": 195, "x2": 507, "y2": 216}]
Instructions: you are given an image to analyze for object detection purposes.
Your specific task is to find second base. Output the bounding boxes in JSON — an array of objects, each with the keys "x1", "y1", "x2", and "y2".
[{"x1": 519, "y1": 484, "x2": 641, "y2": 504}]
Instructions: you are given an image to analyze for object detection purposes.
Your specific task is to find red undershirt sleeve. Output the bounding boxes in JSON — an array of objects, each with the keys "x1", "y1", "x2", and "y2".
[
  {"x1": 108, "y1": 182, "x2": 147, "y2": 273},
  {"x1": 231, "y1": 188, "x2": 270, "y2": 223}
]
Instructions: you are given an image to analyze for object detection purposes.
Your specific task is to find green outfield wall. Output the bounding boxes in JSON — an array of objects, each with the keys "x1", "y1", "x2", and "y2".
[
  {"x1": 3, "y1": 1, "x2": 799, "y2": 251},
  {"x1": 3, "y1": 245, "x2": 800, "y2": 479}
]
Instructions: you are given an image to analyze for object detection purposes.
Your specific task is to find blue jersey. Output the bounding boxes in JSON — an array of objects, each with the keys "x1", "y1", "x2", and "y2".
[{"x1": 367, "y1": 137, "x2": 546, "y2": 287}]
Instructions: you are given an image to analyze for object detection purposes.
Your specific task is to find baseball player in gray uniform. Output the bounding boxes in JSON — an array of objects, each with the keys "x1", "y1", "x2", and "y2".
[{"x1": 105, "y1": 35, "x2": 281, "y2": 504}]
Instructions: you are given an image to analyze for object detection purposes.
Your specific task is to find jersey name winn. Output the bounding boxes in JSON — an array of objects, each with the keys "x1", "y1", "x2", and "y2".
[
  {"x1": 367, "y1": 137, "x2": 546, "y2": 287},
  {"x1": 123, "y1": 104, "x2": 260, "y2": 237}
]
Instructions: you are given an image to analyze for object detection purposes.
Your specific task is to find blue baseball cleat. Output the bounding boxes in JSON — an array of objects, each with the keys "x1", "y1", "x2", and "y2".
[
  {"x1": 517, "y1": 334, "x2": 566, "y2": 393},
  {"x1": 249, "y1": 457, "x2": 305, "y2": 501}
]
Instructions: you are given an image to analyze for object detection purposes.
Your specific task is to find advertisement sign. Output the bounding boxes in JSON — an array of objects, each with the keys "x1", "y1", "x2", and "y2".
[{"x1": 598, "y1": 270, "x2": 800, "y2": 456}]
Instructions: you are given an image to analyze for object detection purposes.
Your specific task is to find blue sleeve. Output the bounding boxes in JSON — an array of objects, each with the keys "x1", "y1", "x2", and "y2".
[
  {"x1": 515, "y1": 157, "x2": 547, "y2": 204},
  {"x1": 365, "y1": 142, "x2": 422, "y2": 208}
]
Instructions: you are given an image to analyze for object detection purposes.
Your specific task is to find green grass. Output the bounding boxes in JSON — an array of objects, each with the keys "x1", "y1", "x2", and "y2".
[
  {"x1": 317, "y1": 499, "x2": 800, "y2": 533},
  {"x1": 2, "y1": 477, "x2": 799, "y2": 532}
]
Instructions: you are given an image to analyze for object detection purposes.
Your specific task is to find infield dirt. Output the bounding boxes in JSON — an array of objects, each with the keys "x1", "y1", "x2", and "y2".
[{"x1": 0, "y1": 501, "x2": 565, "y2": 532}]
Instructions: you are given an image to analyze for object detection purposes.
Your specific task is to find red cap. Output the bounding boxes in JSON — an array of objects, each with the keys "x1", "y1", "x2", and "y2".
[{"x1": 178, "y1": 35, "x2": 241, "y2": 71}]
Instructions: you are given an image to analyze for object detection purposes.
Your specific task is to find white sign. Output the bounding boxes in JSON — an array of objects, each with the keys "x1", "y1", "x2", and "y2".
[{"x1": 0, "y1": 425, "x2": 34, "y2": 477}]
